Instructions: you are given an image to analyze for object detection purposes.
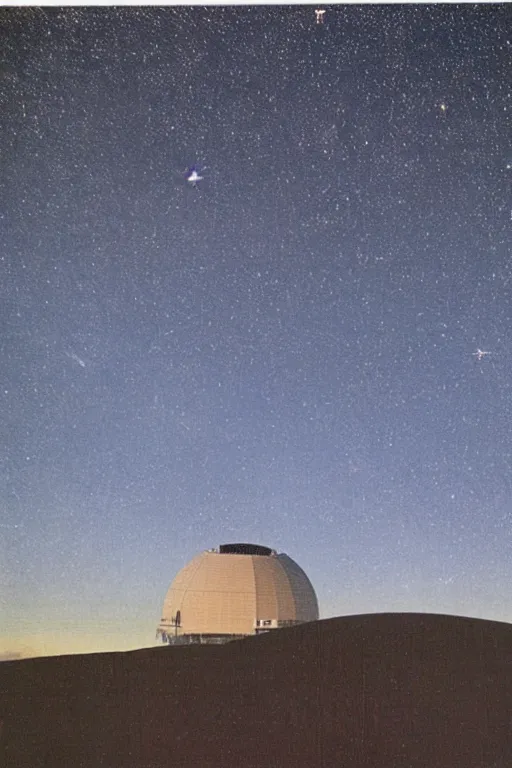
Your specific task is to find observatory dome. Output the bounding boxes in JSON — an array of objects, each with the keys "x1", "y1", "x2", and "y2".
[{"x1": 157, "y1": 543, "x2": 319, "y2": 645}]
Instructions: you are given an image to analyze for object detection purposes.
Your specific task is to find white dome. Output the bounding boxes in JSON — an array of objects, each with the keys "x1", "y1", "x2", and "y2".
[{"x1": 157, "y1": 543, "x2": 319, "y2": 644}]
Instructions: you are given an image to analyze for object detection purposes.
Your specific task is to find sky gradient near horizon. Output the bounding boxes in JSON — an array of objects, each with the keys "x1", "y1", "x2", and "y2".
[{"x1": 1, "y1": 5, "x2": 511, "y2": 660}]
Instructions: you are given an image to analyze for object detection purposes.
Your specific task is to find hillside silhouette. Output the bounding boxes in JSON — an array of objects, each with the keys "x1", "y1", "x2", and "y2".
[{"x1": 1, "y1": 612, "x2": 511, "y2": 767}]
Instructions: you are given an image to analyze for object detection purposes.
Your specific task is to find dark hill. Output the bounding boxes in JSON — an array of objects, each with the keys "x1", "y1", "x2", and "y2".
[{"x1": 1, "y1": 612, "x2": 511, "y2": 767}]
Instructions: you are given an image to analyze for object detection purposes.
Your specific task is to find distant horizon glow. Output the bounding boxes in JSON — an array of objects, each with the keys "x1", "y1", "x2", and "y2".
[{"x1": 3, "y1": 580, "x2": 511, "y2": 661}]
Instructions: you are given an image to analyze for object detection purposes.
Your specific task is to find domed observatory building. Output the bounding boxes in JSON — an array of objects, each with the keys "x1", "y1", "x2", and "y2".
[{"x1": 157, "y1": 543, "x2": 319, "y2": 645}]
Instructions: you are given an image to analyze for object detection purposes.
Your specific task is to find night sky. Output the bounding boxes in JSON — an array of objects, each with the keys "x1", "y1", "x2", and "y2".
[{"x1": 1, "y1": 5, "x2": 511, "y2": 660}]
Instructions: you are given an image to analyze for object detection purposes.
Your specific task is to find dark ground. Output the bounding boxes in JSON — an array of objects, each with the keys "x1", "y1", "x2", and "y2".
[{"x1": 1, "y1": 613, "x2": 511, "y2": 768}]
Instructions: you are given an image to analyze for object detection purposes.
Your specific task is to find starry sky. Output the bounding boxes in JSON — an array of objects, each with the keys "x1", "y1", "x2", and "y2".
[{"x1": 1, "y1": 4, "x2": 511, "y2": 660}]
